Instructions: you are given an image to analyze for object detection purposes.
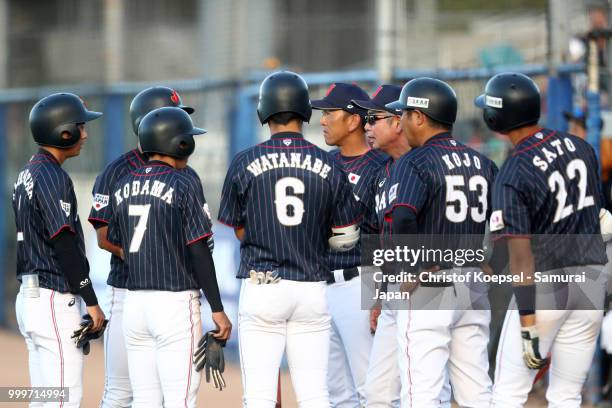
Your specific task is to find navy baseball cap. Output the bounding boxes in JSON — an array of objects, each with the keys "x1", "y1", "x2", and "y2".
[
  {"x1": 311, "y1": 83, "x2": 370, "y2": 117},
  {"x1": 352, "y1": 84, "x2": 403, "y2": 115}
]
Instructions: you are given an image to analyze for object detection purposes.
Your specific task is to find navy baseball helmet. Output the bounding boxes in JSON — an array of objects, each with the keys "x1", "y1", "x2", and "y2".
[
  {"x1": 130, "y1": 86, "x2": 194, "y2": 136},
  {"x1": 257, "y1": 71, "x2": 312, "y2": 124},
  {"x1": 386, "y1": 77, "x2": 457, "y2": 125},
  {"x1": 29, "y1": 93, "x2": 102, "y2": 148},
  {"x1": 138, "y1": 107, "x2": 206, "y2": 159},
  {"x1": 474, "y1": 72, "x2": 540, "y2": 132}
]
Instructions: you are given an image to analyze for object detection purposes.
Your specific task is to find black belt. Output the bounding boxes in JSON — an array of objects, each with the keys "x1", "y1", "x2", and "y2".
[{"x1": 326, "y1": 267, "x2": 359, "y2": 284}]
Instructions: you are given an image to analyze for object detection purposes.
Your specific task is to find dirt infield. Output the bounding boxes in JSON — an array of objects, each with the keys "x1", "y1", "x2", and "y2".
[
  {"x1": 0, "y1": 329, "x2": 297, "y2": 407},
  {"x1": 0, "y1": 328, "x2": 595, "y2": 407}
]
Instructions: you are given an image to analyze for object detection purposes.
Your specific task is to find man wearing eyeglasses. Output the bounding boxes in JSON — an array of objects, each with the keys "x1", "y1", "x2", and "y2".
[
  {"x1": 351, "y1": 84, "x2": 407, "y2": 408},
  {"x1": 312, "y1": 83, "x2": 387, "y2": 408}
]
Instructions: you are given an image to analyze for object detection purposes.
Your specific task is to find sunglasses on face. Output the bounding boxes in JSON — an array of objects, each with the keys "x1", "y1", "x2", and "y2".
[{"x1": 365, "y1": 114, "x2": 394, "y2": 125}]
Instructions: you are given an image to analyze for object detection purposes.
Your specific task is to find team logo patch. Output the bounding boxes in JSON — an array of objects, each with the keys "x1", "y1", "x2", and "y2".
[
  {"x1": 171, "y1": 89, "x2": 180, "y2": 105},
  {"x1": 407, "y1": 97, "x2": 429, "y2": 109},
  {"x1": 92, "y1": 194, "x2": 109, "y2": 211},
  {"x1": 378, "y1": 178, "x2": 386, "y2": 188},
  {"x1": 450, "y1": 140, "x2": 457, "y2": 146},
  {"x1": 283, "y1": 139, "x2": 292, "y2": 146},
  {"x1": 535, "y1": 132, "x2": 543, "y2": 139},
  {"x1": 60, "y1": 200, "x2": 71, "y2": 217},
  {"x1": 348, "y1": 173, "x2": 361, "y2": 184},
  {"x1": 203, "y1": 203, "x2": 212, "y2": 219},
  {"x1": 347, "y1": 104, "x2": 354, "y2": 109},
  {"x1": 485, "y1": 95, "x2": 503, "y2": 109},
  {"x1": 79, "y1": 278, "x2": 90, "y2": 288},
  {"x1": 145, "y1": 167, "x2": 152, "y2": 174},
  {"x1": 389, "y1": 183, "x2": 399, "y2": 203},
  {"x1": 490, "y1": 210, "x2": 505, "y2": 232},
  {"x1": 68, "y1": 298, "x2": 75, "y2": 307}
]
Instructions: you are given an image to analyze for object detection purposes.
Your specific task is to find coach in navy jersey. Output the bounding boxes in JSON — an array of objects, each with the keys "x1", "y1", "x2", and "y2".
[
  {"x1": 219, "y1": 71, "x2": 361, "y2": 407},
  {"x1": 13, "y1": 93, "x2": 104, "y2": 407},
  {"x1": 385, "y1": 78, "x2": 497, "y2": 407},
  {"x1": 108, "y1": 106, "x2": 230, "y2": 407},
  {"x1": 88, "y1": 86, "x2": 213, "y2": 408},
  {"x1": 353, "y1": 84, "x2": 411, "y2": 407},
  {"x1": 476, "y1": 73, "x2": 608, "y2": 407},
  {"x1": 311, "y1": 82, "x2": 386, "y2": 407}
]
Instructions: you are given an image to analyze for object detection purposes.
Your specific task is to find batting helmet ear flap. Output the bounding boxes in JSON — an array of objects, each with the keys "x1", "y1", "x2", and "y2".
[{"x1": 170, "y1": 135, "x2": 196, "y2": 158}]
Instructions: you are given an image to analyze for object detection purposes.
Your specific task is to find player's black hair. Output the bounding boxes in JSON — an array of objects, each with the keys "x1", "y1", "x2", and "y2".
[{"x1": 268, "y1": 112, "x2": 303, "y2": 126}]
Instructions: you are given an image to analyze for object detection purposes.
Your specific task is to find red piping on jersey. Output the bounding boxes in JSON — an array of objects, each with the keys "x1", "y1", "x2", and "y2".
[
  {"x1": 332, "y1": 215, "x2": 363, "y2": 229},
  {"x1": 385, "y1": 161, "x2": 392, "y2": 177},
  {"x1": 427, "y1": 144, "x2": 466, "y2": 151},
  {"x1": 259, "y1": 144, "x2": 314, "y2": 150},
  {"x1": 101, "y1": 288, "x2": 116, "y2": 405},
  {"x1": 383, "y1": 203, "x2": 418, "y2": 223},
  {"x1": 184, "y1": 294, "x2": 195, "y2": 408},
  {"x1": 28, "y1": 159, "x2": 59, "y2": 165},
  {"x1": 186, "y1": 232, "x2": 213, "y2": 246},
  {"x1": 512, "y1": 130, "x2": 555, "y2": 156},
  {"x1": 344, "y1": 156, "x2": 374, "y2": 172},
  {"x1": 50, "y1": 225, "x2": 75, "y2": 240},
  {"x1": 88, "y1": 217, "x2": 109, "y2": 226},
  {"x1": 491, "y1": 233, "x2": 532, "y2": 242},
  {"x1": 129, "y1": 169, "x2": 174, "y2": 177},
  {"x1": 217, "y1": 219, "x2": 241, "y2": 229},
  {"x1": 334, "y1": 150, "x2": 370, "y2": 166},
  {"x1": 132, "y1": 149, "x2": 147, "y2": 164},
  {"x1": 50, "y1": 291, "x2": 65, "y2": 407},
  {"x1": 127, "y1": 157, "x2": 140, "y2": 169},
  {"x1": 406, "y1": 297, "x2": 413, "y2": 408}
]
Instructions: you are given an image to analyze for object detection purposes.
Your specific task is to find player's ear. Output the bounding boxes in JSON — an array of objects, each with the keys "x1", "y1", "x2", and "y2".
[{"x1": 347, "y1": 113, "x2": 362, "y2": 133}]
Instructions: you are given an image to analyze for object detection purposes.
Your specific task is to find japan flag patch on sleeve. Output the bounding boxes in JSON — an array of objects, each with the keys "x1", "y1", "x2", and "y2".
[
  {"x1": 489, "y1": 210, "x2": 505, "y2": 232},
  {"x1": 92, "y1": 194, "x2": 110, "y2": 211}
]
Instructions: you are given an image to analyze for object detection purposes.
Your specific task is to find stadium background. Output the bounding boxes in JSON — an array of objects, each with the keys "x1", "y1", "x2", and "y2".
[{"x1": 0, "y1": 0, "x2": 609, "y2": 406}]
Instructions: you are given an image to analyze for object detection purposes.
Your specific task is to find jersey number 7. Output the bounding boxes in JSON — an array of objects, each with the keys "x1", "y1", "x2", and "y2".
[{"x1": 128, "y1": 204, "x2": 151, "y2": 252}]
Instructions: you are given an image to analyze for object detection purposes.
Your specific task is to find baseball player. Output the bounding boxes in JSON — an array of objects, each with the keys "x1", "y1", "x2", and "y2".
[
  {"x1": 384, "y1": 78, "x2": 497, "y2": 407},
  {"x1": 218, "y1": 71, "x2": 361, "y2": 408},
  {"x1": 107, "y1": 106, "x2": 231, "y2": 407},
  {"x1": 311, "y1": 82, "x2": 387, "y2": 408},
  {"x1": 475, "y1": 73, "x2": 608, "y2": 407},
  {"x1": 13, "y1": 93, "x2": 105, "y2": 407},
  {"x1": 351, "y1": 84, "x2": 406, "y2": 408},
  {"x1": 88, "y1": 86, "x2": 213, "y2": 407}
]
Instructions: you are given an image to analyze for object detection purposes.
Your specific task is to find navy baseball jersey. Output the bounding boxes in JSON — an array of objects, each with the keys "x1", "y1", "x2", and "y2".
[
  {"x1": 386, "y1": 132, "x2": 498, "y2": 235},
  {"x1": 108, "y1": 161, "x2": 212, "y2": 291},
  {"x1": 12, "y1": 149, "x2": 86, "y2": 292},
  {"x1": 326, "y1": 149, "x2": 387, "y2": 270},
  {"x1": 218, "y1": 131, "x2": 361, "y2": 281},
  {"x1": 89, "y1": 148, "x2": 211, "y2": 288},
  {"x1": 490, "y1": 128, "x2": 607, "y2": 268}
]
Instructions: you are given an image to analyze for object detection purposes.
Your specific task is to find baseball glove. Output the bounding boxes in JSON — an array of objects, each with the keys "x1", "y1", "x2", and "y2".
[
  {"x1": 193, "y1": 331, "x2": 226, "y2": 390},
  {"x1": 71, "y1": 314, "x2": 108, "y2": 355}
]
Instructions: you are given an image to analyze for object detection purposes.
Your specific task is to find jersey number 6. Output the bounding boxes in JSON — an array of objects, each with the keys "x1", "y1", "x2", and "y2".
[{"x1": 274, "y1": 177, "x2": 305, "y2": 227}]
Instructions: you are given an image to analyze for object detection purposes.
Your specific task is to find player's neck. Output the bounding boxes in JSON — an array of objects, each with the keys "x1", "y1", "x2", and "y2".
[
  {"x1": 338, "y1": 132, "x2": 370, "y2": 157},
  {"x1": 269, "y1": 121, "x2": 302, "y2": 135},
  {"x1": 148, "y1": 154, "x2": 185, "y2": 169},
  {"x1": 39, "y1": 146, "x2": 68, "y2": 166},
  {"x1": 506, "y1": 125, "x2": 541, "y2": 146},
  {"x1": 385, "y1": 144, "x2": 410, "y2": 160}
]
